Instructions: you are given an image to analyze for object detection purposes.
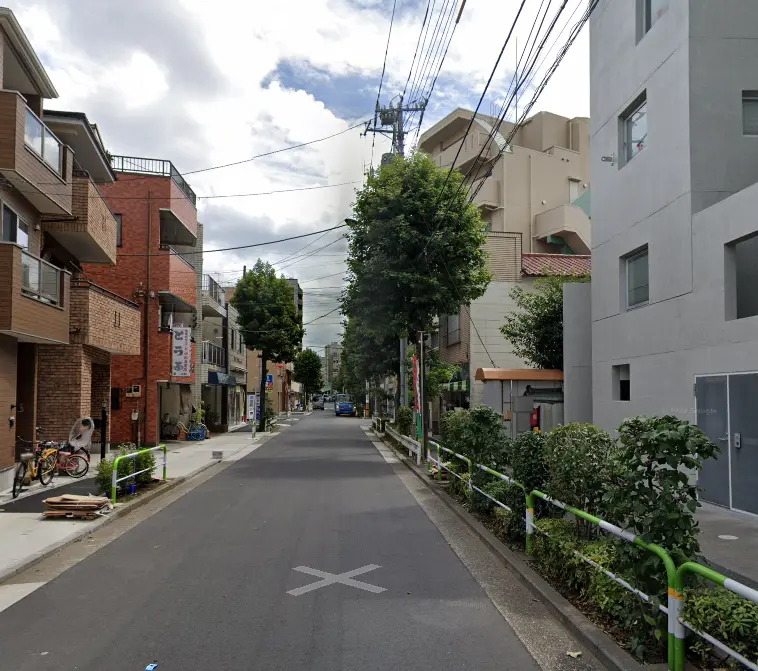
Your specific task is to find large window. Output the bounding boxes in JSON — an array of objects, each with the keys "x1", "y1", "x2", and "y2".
[
  {"x1": 623, "y1": 97, "x2": 648, "y2": 162},
  {"x1": 626, "y1": 247, "x2": 649, "y2": 309},
  {"x1": 640, "y1": 0, "x2": 668, "y2": 37},
  {"x1": 447, "y1": 310, "x2": 461, "y2": 345},
  {"x1": 727, "y1": 232, "x2": 758, "y2": 320},
  {"x1": 2, "y1": 204, "x2": 29, "y2": 248},
  {"x1": 114, "y1": 214, "x2": 123, "y2": 247},
  {"x1": 612, "y1": 364, "x2": 631, "y2": 402}
]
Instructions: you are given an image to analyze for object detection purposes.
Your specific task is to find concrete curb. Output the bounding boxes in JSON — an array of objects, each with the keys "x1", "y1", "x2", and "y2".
[
  {"x1": 376, "y1": 431, "x2": 646, "y2": 671},
  {"x1": 0, "y1": 433, "x2": 280, "y2": 585}
]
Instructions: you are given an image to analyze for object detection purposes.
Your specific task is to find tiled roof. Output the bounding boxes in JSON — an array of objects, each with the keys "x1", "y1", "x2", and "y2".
[{"x1": 522, "y1": 253, "x2": 591, "y2": 277}]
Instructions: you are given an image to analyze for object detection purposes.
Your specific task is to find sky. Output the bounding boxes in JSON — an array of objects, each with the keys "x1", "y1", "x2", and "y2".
[{"x1": 10, "y1": 0, "x2": 590, "y2": 352}]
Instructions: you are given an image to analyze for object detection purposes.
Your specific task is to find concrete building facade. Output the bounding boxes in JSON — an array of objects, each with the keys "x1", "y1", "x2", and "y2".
[{"x1": 589, "y1": 0, "x2": 758, "y2": 514}]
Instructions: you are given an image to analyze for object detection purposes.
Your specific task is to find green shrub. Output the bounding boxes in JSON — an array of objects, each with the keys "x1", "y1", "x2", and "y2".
[
  {"x1": 544, "y1": 423, "x2": 615, "y2": 521},
  {"x1": 440, "y1": 409, "x2": 469, "y2": 453},
  {"x1": 578, "y1": 538, "x2": 637, "y2": 623},
  {"x1": 396, "y1": 406, "x2": 413, "y2": 436},
  {"x1": 533, "y1": 518, "x2": 578, "y2": 582},
  {"x1": 600, "y1": 415, "x2": 719, "y2": 660},
  {"x1": 683, "y1": 586, "x2": 758, "y2": 669},
  {"x1": 94, "y1": 443, "x2": 157, "y2": 496}
]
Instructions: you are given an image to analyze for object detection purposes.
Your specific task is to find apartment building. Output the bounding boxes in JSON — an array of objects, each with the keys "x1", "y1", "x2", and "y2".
[
  {"x1": 323, "y1": 341, "x2": 342, "y2": 392},
  {"x1": 82, "y1": 151, "x2": 199, "y2": 446},
  {"x1": 418, "y1": 109, "x2": 592, "y2": 410},
  {"x1": 587, "y1": 0, "x2": 758, "y2": 515},
  {"x1": 0, "y1": 9, "x2": 140, "y2": 489}
]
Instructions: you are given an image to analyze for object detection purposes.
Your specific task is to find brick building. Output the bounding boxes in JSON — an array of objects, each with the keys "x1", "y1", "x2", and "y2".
[
  {"x1": 83, "y1": 156, "x2": 200, "y2": 447},
  {"x1": 0, "y1": 9, "x2": 140, "y2": 491}
]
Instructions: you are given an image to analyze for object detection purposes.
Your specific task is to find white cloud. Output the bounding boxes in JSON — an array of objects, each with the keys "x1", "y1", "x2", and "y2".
[{"x1": 6, "y1": 0, "x2": 591, "y2": 347}]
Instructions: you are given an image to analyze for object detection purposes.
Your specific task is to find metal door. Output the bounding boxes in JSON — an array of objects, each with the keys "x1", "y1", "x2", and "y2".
[
  {"x1": 695, "y1": 376, "x2": 730, "y2": 508},
  {"x1": 728, "y1": 374, "x2": 758, "y2": 514}
]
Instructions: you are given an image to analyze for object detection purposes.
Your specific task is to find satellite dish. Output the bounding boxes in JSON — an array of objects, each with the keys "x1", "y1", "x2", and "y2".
[{"x1": 68, "y1": 416, "x2": 95, "y2": 448}]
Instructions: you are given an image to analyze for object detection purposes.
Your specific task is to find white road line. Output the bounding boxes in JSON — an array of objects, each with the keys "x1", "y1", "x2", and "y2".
[{"x1": 287, "y1": 564, "x2": 386, "y2": 596}]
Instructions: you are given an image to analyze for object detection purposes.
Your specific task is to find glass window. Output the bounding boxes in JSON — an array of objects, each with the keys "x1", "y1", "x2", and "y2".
[
  {"x1": 17, "y1": 220, "x2": 29, "y2": 249},
  {"x1": 1, "y1": 205, "x2": 14, "y2": 242},
  {"x1": 627, "y1": 248, "x2": 649, "y2": 308},
  {"x1": 625, "y1": 100, "x2": 648, "y2": 161},
  {"x1": 644, "y1": 0, "x2": 668, "y2": 34},
  {"x1": 114, "y1": 214, "x2": 123, "y2": 247},
  {"x1": 24, "y1": 109, "x2": 43, "y2": 156},
  {"x1": 447, "y1": 311, "x2": 461, "y2": 345},
  {"x1": 743, "y1": 91, "x2": 758, "y2": 136},
  {"x1": 43, "y1": 127, "x2": 61, "y2": 173}
]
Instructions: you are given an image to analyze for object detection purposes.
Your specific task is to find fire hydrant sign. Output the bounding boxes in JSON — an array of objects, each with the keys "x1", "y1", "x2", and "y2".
[{"x1": 172, "y1": 327, "x2": 192, "y2": 377}]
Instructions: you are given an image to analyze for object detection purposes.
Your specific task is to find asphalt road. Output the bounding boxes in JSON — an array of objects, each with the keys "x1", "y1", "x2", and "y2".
[{"x1": 0, "y1": 414, "x2": 544, "y2": 671}]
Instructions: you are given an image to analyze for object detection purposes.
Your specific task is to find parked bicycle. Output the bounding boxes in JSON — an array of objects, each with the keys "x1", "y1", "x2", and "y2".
[
  {"x1": 37, "y1": 423, "x2": 91, "y2": 479},
  {"x1": 12, "y1": 436, "x2": 57, "y2": 498}
]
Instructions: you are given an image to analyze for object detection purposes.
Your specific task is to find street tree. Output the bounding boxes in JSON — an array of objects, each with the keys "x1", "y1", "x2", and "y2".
[
  {"x1": 500, "y1": 272, "x2": 590, "y2": 370},
  {"x1": 232, "y1": 259, "x2": 304, "y2": 431},
  {"x1": 342, "y1": 152, "x2": 491, "y2": 342},
  {"x1": 293, "y1": 348, "x2": 323, "y2": 404}
]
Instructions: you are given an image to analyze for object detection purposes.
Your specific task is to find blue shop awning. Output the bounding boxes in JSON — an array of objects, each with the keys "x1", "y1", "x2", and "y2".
[{"x1": 208, "y1": 372, "x2": 237, "y2": 386}]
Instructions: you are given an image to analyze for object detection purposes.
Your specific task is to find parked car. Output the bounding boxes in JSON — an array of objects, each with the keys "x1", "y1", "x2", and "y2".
[
  {"x1": 313, "y1": 396, "x2": 325, "y2": 410},
  {"x1": 335, "y1": 394, "x2": 356, "y2": 417}
]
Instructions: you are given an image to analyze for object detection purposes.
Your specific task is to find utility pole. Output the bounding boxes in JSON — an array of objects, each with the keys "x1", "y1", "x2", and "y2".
[
  {"x1": 363, "y1": 95, "x2": 426, "y2": 409},
  {"x1": 418, "y1": 331, "x2": 427, "y2": 464}
]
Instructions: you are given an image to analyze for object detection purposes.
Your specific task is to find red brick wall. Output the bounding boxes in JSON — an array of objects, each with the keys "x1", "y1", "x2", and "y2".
[{"x1": 16, "y1": 343, "x2": 38, "y2": 446}]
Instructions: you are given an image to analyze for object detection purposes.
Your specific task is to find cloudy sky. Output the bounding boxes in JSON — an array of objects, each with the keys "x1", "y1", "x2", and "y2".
[{"x1": 12, "y1": 0, "x2": 590, "y2": 351}]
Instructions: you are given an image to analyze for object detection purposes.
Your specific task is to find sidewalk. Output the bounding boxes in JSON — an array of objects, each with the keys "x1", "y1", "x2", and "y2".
[
  {"x1": 0, "y1": 429, "x2": 274, "y2": 583},
  {"x1": 696, "y1": 503, "x2": 758, "y2": 589}
]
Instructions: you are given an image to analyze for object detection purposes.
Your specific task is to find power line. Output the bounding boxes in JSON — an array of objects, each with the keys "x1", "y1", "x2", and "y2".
[
  {"x1": 402, "y1": 0, "x2": 433, "y2": 99},
  {"x1": 369, "y1": 0, "x2": 398, "y2": 169},
  {"x1": 117, "y1": 223, "x2": 348, "y2": 257}
]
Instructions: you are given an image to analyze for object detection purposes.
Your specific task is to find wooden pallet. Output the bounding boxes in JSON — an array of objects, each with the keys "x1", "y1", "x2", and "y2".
[
  {"x1": 43, "y1": 494, "x2": 111, "y2": 520},
  {"x1": 43, "y1": 509, "x2": 99, "y2": 520}
]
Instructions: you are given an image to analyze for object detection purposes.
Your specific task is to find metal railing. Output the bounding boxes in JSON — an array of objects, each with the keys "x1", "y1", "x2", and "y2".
[
  {"x1": 110, "y1": 155, "x2": 197, "y2": 206},
  {"x1": 111, "y1": 445, "x2": 167, "y2": 503},
  {"x1": 24, "y1": 107, "x2": 62, "y2": 175},
  {"x1": 21, "y1": 251, "x2": 62, "y2": 306},
  {"x1": 202, "y1": 341, "x2": 225, "y2": 367},
  {"x1": 385, "y1": 424, "x2": 422, "y2": 465},
  {"x1": 202, "y1": 274, "x2": 226, "y2": 307}
]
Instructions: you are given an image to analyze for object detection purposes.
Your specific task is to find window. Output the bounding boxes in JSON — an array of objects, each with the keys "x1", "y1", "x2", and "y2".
[
  {"x1": 613, "y1": 364, "x2": 631, "y2": 401},
  {"x1": 447, "y1": 311, "x2": 461, "y2": 345},
  {"x1": 626, "y1": 247, "x2": 649, "y2": 308},
  {"x1": 1, "y1": 205, "x2": 29, "y2": 248},
  {"x1": 726, "y1": 232, "x2": 758, "y2": 320},
  {"x1": 114, "y1": 214, "x2": 123, "y2": 247},
  {"x1": 742, "y1": 91, "x2": 758, "y2": 136},
  {"x1": 623, "y1": 97, "x2": 648, "y2": 162},
  {"x1": 230, "y1": 329, "x2": 236, "y2": 350},
  {"x1": 639, "y1": 0, "x2": 668, "y2": 37}
]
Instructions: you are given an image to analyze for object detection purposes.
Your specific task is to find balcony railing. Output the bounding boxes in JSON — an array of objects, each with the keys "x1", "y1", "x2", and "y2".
[
  {"x1": 21, "y1": 250, "x2": 62, "y2": 306},
  {"x1": 109, "y1": 155, "x2": 197, "y2": 206},
  {"x1": 24, "y1": 107, "x2": 62, "y2": 176},
  {"x1": 202, "y1": 274, "x2": 226, "y2": 307},
  {"x1": 202, "y1": 341, "x2": 226, "y2": 367}
]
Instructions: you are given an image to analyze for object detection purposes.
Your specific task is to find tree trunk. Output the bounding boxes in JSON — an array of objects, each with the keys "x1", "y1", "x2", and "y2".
[{"x1": 259, "y1": 352, "x2": 267, "y2": 433}]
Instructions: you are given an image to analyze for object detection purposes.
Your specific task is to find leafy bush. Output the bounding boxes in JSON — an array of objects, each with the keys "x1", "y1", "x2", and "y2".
[
  {"x1": 533, "y1": 518, "x2": 578, "y2": 582},
  {"x1": 396, "y1": 406, "x2": 413, "y2": 436},
  {"x1": 600, "y1": 415, "x2": 719, "y2": 660},
  {"x1": 94, "y1": 443, "x2": 157, "y2": 496},
  {"x1": 544, "y1": 423, "x2": 615, "y2": 521},
  {"x1": 683, "y1": 586, "x2": 758, "y2": 669},
  {"x1": 440, "y1": 409, "x2": 469, "y2": 453},
  {"x1": 577, "y1": 538, "x2": 637, "y2": 623}
]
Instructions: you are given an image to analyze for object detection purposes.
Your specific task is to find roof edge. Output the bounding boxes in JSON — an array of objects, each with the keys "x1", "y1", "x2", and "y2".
[{"x1": 0, "y1": 8, "x2": 58, "y2": 98}]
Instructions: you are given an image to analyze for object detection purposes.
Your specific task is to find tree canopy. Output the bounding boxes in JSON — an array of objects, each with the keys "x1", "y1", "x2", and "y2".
[
  {"x1": 342, "y1": 152, "x2": 491, "y2": 341},
  {"x1": 500, "y1": 272, "x2": 590, "y2": 370},
  {"x1": 293, "y1": 349, "x2": 323, "y2": 399}
]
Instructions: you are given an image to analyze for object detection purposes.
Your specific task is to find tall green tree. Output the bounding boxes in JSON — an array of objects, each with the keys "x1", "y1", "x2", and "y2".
[
  {"x1": 342, "y1": 153, "x2": 491, "y2": 342},
  {"x1": 232, "y1": 259, "x2": 304, "y2": 431},
  {"x1": 293, "y1": 348, "x2": 323, "y2": 402},
  {"x1": 500, "y1": 272, "x2": 590, "y2": 370}
]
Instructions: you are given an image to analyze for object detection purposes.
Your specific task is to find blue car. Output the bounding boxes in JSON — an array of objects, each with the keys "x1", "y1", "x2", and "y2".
[{"x1": 334, "y1": 394, "x2": 356, "y2": 416}]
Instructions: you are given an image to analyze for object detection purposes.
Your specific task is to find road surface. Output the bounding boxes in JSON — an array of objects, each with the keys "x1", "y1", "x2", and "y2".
[{"x1": 0, "y1": 413, "x2": 600, "y2": 670}]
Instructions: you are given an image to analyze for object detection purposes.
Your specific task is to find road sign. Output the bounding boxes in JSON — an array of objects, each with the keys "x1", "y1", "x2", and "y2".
[{"x1": 266, "y1": 374, "x2": 273, "y2": 393}]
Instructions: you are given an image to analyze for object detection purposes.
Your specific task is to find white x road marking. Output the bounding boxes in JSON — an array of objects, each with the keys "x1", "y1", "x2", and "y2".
[{"x1": 287, "y1": 564, "x2": 386, "y2": 596}]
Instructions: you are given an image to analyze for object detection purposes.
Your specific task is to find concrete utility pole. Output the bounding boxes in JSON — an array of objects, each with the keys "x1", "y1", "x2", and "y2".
[{"x1": 363, "y1": 95, "x2": 426, "y2": 409}]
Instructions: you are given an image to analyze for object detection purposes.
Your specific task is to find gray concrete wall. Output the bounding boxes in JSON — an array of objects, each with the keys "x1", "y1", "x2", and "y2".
[
  {"x1": 563, "y1": 282, "x2": 592, "y2": 424},
  {"x1": 590, "y1": 0, "x2": 758, "y2": 432}
]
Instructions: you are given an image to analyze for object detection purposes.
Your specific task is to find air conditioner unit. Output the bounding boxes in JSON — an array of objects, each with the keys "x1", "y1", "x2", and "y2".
[{"x1": 125, "y1": 384, "x2": 142, "y2": 398}]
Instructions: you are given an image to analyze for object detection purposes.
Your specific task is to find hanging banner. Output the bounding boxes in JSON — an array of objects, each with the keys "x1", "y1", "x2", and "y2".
[
  {"x1": 413, "y1": 355, "x2": 420, "y2": 414},
  {"x1": 172, "y1": 327, "x2": 192, "y2": 377},
  {"x1": 266, "y1": 374, "x2": 274, "y2": 392}
]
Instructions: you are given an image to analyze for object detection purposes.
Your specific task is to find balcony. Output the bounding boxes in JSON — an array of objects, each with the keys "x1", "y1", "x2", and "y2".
[
  {"x1": 156, "y1": 249, "x2": 197, "y2": 316},
  {"x1": 69, "y1": 279, "x2": 140, "y2": 355},
  {"x1": 110, "y1": 155, "x2": 197, "y2": 245},
  {"x1": 482, "y1": 231, "x2": 522, "y2": 282},
  {"x1": 202, "y1": 274, "x2": 227, "y2": 319},
  {"x1": 202, "y1": 341, "x2": 225, "y2": 368},
  {"x1": 41, "y1": 170, "x2": 118, "y2": 264},
  {"x1": 0, "y1": 91, "x2": 73, "y2": 214},
  {"x1": 0, "y1": 243, "x2": 70, "y2": 344},
  {"x1": 436, "y1": 131, "x2": 499, "y2": 172},
  {"x1": 534, "y1": 204, "x2": 591, "y2": 255},
  {"x1": 472, "y1": 178, "x2": 501, "y2": 210}
]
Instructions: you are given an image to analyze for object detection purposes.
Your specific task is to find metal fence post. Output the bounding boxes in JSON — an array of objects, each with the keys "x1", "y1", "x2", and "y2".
[
  {"x1": 525, "y1": 491, "x2": 535, "y2": 555},
  {"x1": 162, "y1": 444, "x2": 167, "y2": 481},
  {"x1": 100, "y1": 400, "x2": 108, "y2": 461}
]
